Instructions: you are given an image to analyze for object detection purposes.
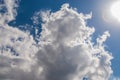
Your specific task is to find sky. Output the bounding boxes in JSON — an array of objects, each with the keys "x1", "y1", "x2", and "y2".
[{"x1": 0, "y1": 0, "x2": 120, "y2": 80}]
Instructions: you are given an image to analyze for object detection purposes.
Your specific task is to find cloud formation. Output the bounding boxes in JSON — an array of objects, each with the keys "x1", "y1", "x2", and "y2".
[{"x1": 0, "y1": 0, "x2": 113, "y2": 80}]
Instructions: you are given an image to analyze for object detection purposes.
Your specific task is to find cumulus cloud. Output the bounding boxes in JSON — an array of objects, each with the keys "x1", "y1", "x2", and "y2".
[
  {"x1": 0, "y1": 0, "x2": 39, "y2": 79},
  {"x1": 36, "y1": 4, "x2": 113, "y2": 80},
  {"x1": 0, "y1": 0, "x2": 113, "y2": 80}
]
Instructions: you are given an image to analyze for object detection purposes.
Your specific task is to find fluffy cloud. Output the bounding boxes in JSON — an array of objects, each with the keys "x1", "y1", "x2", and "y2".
[
  {"x1": 0, "y1": 0, "x2": 39, "y2": 79},
  {"x1": 0, "y1": 0, "x2": 113, "y2": 80},
  {"x1": 36, "y1": 4, "x2": 113, "y2": 80}
]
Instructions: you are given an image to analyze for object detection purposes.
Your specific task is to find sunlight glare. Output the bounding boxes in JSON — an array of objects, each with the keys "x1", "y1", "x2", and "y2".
[{"x1": 111, "y1": 1, "x2": 120, "y2": 22}]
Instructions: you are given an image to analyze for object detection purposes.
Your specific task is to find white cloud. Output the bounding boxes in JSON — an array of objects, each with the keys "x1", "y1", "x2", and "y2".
[
  {"x1": 0, "y1": 0, "x2": 18, "y2": 25},
  {"x1": 36, "y1": 4, "x2": 113, "y2": 80},
  {"x1": 0, "y1": 0, "x2": 40, "y2": 79},
  {"x1": 0, "y1": 1, "x2": 113, "y2": 80}
]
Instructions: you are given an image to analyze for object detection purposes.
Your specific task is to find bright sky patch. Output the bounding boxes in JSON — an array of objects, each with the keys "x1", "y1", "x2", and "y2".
[{"x1": 111, "y1": 1, "x2": 120, "y2": 22}]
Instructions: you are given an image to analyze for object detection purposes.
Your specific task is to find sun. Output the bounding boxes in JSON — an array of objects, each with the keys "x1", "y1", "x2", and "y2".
[{"x1": 111, "y1": 1, "x2": 120, "y2": 22}]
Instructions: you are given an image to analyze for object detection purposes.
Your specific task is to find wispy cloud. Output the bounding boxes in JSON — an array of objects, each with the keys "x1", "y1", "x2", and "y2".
[
  {"x1": 109, "y1": 76, "x2": 120, "y2": 80},
  {"x1": 0, "y1": 1, "x2": 113, "y2": 80},
  {"x1": 0, "y1": 0, "x2": 18, "y2": 25}
]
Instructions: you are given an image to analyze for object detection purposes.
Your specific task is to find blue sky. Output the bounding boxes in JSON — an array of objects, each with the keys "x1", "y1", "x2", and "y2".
[{"x1": 0, "y1": 0, "x2": 120, "y2": 80}]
